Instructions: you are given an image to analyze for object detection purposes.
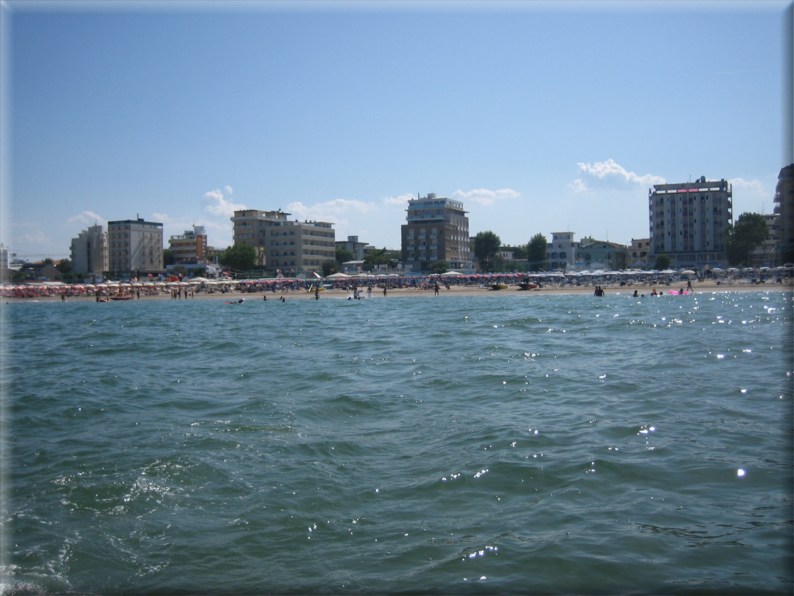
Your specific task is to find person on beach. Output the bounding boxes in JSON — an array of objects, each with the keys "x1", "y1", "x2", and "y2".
[
  {"x1": 686, "y1": 279, "x2": 693, "y2": 292},
  {"x1": 383, "y1": 286, "x2": 387, "y2": 296},
  {"x1": 315, "y1": 287, "x2": 320, "y2": 300},
  {"x1": 434, "y1": 282, "x2": 440, "y2": 296},
  {"x1": 263, "y1": 295, "x2": 267, "y2": 301},
  {"x1": 367, "y1": 286, "x2": 372, "y2": 297}
]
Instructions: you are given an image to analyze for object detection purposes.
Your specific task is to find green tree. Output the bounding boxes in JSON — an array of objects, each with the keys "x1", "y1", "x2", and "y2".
[
  {"x1": 526, "y1": 234, "x2": 548, "y2": 271},
  {"x1": 725, "y1": 212, "x2": 769, "y2": 267},
  {"x1": 473, "y1": 231, "x2": 501, "y2": 272},
  {"x1": 220, "y1": 243, "x2": 258, "y2": 272},
  {"x1": 363, "y1": 248, "x2": 391, "y2": 271},
  {"x1": 502, "y1": 244, "x2": 528, "y2": 260},
  {"x1": 321, "y1": 259, "x2": 338, "y2": 277},
  {"x1": 55, "y1": 258, "x2": 72, "y2": 275},
  {"x1": 335, "y1": 247, "x2": 355, "y2": 266},
  {"x1": 654, "y1": 254, "x2": 671, "y2": 270},
  {"x1": 428, "y1": 260, "x2": 448, "y2": 274},
  {"x1": 163, "y1": 249, "x2": 176, "y2": 266}
]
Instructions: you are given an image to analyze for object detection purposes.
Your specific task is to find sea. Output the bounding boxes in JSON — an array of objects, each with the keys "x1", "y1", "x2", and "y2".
[{"x1": 1, "y1": 289, "x2": 792, "y2": 595}]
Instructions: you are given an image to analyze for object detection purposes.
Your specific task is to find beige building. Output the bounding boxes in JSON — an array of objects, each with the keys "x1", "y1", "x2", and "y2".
[
  {"x1": 108, "y1": 218, "x2": 164, "y2": 278},
  {"x1": 231, "y1": 209, "x2": 335, "y2": 274},
  {"x1": 629, "y1": 238, "x2": 651, "y2": 268},
  {"x1": 169, "y1": 225, "x2": 208, "y2": 264},
  {"x1": 70, "y1": 224, "x2": 109, "y2": 276},
  {"x1": 401, "y1": 193, "x2": 471, "y2": 271}
]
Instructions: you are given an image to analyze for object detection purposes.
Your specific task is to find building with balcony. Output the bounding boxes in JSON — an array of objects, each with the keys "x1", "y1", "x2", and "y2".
[
  {"x1": 629, "y1": 238, "x2": 651, "y2": 268},
  {"x1": 774, "y1": 163, "x2": 794, "y2": 264},
  {"x1": 401, "y1": 193, "x2": 472, "y2": 271},
  {"x1": 648, "y1": 176, "x2": 732, "y2": 268},
  {"x1": 231, "y1": 209, "x2": 335, "y2": 274},
  {"x1": 548, "y1": 232, "x2": 576, "y2": 270},
  {"x1": 577, "y1": 237, "x2": 629, "y2": 270},
  {"x1": 169, "y1": 225, "x2": 208, "y2": 264},
  {"x1": 70, "y1": 224, "x2": 109, "y2": 277},
  {"x1": 107, "y1": 218, "x2": 164, "y2": 279},
  {"x1": 750, "y1": 214, "x2": 781, "y2": 267},
  {"x1": 335, "y1": 235, "x2": 376, "y2": 261}
]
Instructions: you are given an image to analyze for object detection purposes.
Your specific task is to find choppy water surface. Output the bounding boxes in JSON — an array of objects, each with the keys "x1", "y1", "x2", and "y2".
[{"x1": 1, "y1": 290, "x2": 792, "y2": 594}]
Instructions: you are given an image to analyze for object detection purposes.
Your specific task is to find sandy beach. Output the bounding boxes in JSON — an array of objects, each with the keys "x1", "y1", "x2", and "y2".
[{"x1": 4, "y1": 279, "x2": 791, "y2": 303}]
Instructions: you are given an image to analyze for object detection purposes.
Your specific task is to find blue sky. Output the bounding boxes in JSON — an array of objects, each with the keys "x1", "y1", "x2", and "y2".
[{"x1": 2, "y1": 1, "x2": 789, "y2": 260}]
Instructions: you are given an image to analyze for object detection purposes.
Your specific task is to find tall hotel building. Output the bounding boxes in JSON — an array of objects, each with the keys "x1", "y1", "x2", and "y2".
[
  {"x1": 231, "y1": 209, "x2": 335, "y2": 273},
  {"x1": 70, "y1": 224, "x2": 108, "y2": 276},
  {"x1": 774, "y1": 163, "x2": 794, "y2": 264},
  {"x1": 107, "y1": 218, "x2": 164, "y2": 278},
  {"x1": 401, "y1": 193, "x2": 472, "y2": 272},
  {"x1": 648, "y1": 176, "x2": 732, "y2": 268}
]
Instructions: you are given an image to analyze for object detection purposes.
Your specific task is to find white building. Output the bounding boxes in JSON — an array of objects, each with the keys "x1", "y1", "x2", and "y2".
[
  {"x1": 231, "y1": 209, "x2": 335, "y2": 274},
  {"x1": 549, "y1": 232, "x2": 576, "y2": 270},
  {"x1": 70, "y1": 224, "x2": 108, "y2": 276},
  {"x1": 648, "y1": 176, "x2": 732, "y2": 268},
  {"x1": 336, "y1": 235, "x2": 376, "y2": 261},
  {"x1": 108, "y1": 218, "x2": 164, "y2": 278},
  {"x1": 0, "y1": 243, "x2": 9, "y2": 269}
]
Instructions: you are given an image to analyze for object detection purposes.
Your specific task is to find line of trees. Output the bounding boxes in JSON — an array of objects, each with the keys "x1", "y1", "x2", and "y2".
[{"x1": 473, "y1": 231, "x2": 549, "y2": 272}]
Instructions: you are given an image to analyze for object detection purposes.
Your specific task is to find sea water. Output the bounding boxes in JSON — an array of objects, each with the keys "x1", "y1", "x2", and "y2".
[{"x1": 1, "y1": 290, "x2": 792, "y2": 594}]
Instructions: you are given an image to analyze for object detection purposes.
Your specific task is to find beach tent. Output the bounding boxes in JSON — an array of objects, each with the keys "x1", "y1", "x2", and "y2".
[{"x1": 326, "y1": 272, "x2": 351, "y2": 279}]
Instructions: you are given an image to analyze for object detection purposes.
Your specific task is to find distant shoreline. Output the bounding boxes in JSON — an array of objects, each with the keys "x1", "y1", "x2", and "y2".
[{"x1": 3, "y1": 280, "x2": 791, "y2": 303}]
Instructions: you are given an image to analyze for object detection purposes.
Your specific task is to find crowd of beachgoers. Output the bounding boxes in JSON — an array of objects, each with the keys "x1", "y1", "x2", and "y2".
[{"x1": 3, "y1": 266, "x2": 792, "y2": 300}]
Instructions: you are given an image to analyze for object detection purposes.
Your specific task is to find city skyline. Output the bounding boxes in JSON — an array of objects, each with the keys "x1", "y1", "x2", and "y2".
[{"x1": 2, "y1": 1, "x2": 790, "y2": 260}]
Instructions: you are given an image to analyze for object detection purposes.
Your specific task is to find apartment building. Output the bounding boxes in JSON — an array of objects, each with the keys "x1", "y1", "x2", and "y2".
[
  {"x1": 401, "y1": 193, "x2": 472, "y2": 272},
  {"x1": 231, "y1": 209, "x2": 335, "y2": 273},
  {"x1": 169, "y1": 225, "x2": 208, "y2": 264},
  {"x1": 335, "y1": 235, "x2": 376, "y2": 260},
  {"x1": 70, "y1": 224, "x2": 109, "y2": 276},
  {"x1": 648, "y1": 176, "x2": 732, "y2": 268},
  {"x1": 548, "y1": 232, "x2": 576, "y2": 270},
  {"x1": 107, "y1": 218, "x2": 164, "y2": 278},
  {"x1": 774, "y1": 163, "x2": 794, "y2": 264},
  {"x1": 578, "y1": 237, "x2": 630, "y2": 270},
  {"x1": 629, "y1": 238, "x2": 651, "y2": 268}
]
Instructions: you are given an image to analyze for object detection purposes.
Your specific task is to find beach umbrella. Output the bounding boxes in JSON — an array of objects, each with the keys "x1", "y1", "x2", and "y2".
[{"x1": 680, "y1": 270, "x2": 696, "y2": 275}]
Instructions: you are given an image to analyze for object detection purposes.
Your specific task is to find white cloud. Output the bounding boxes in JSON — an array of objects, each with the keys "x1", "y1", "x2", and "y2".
[
  {"x1": 202, "y1": 188, "x2": 246, "y2": 218},
  {"x1": 151, "y1": 213, "x2": 176, "y2": 225},
  {"x1": 287, "y1": 198, "x2": 377, "y2": 220},
  {"x1": 67, "y1": 211, "x2": 106, "y2": 227},
  {"x1": 729, "y1": 178, "x2": 767, "y2": 195},
  {"x1": 224, "y1": 185, "x2": 233, "y2": 195},
  {"x1": 382, "y1": 193, "x2": 414, "y2": 207},
  {"x1": 568, "y1": 179, "x2": 588, "y2": 194},
  {"x1": 14, "y1": 228, "x2": 52, "y2": 248},
  {"x1": 453, "y1": 188, "x2": 520, "y2": 206},
  {"x1": 574, "y1": 159, "x2": 665, "y2": 191}
]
